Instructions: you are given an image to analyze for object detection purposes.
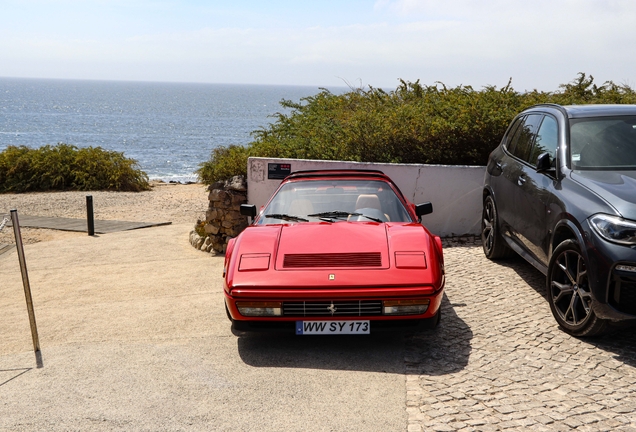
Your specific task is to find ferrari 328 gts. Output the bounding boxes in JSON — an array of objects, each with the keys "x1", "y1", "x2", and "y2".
[{"x1": 223, "y1": 169, "x2": 445, "y2": 334}]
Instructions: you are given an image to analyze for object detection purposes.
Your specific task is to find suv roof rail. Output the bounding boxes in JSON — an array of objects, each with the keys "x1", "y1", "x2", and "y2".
[
  {"x1": 524, "y1": 103, "x2": 569, "y2": 117},
  {"x1": 529, "y1": 103, "x2": 563, "y2": 109}
]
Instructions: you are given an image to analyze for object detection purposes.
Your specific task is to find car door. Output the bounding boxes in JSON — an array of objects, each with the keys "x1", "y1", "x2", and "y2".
[
  {"x1": 491, "y1": 116, "x2": 525, "y2": 236},
  {"x1": 513, "y1": 114, "x2": 559, "y2": 267},
  {"x1": 497, "y1": 114, "x2": 542, "y2": 244}
]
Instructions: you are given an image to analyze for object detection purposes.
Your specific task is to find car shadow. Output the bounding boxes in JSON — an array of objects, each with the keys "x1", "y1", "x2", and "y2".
[
  {"x1": 403, "y1": 293, "x2": 473, "y2": 375},
  {"x1": 497, "y1": 254, "x2": 547, "y2": 296},
  {"x1": 497, "y1": 254, "x2": 636, "y2": 368},
  {"x1": 235, "y1": 293, "x2": 472, "y2": 375},
  {"x1": 582, "y1": 328, "x2": 636, "y2": 366}
]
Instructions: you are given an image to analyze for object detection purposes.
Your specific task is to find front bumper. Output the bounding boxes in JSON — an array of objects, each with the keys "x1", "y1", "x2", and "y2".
[
  {"x1": 224, "y1": 285, "x2": 444, "y2": 332},
  {"x1": 585, "y1": 223, "x2": 636, "y2": 322}
]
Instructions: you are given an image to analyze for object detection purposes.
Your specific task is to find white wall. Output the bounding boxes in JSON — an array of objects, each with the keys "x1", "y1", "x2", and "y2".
[{"x1": 247, "y1": 157, "x2": 486, "y2": 237}]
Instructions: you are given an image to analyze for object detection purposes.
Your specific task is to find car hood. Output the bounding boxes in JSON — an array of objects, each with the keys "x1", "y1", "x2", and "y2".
[
  {"x1": 571, "y1": 170, "x2": 636, "y2": 217},
  {"x1": 276, "y1": 222, "x2": 391, "y2": 269},
  {"x1": 226, "y1": 222, "x2": 441, "y2": 290}
]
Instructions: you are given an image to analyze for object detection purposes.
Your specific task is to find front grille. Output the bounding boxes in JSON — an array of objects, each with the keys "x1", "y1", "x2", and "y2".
[
  {"x1": 283, "y1": 300, "x2": 383, "y2": 317},
  {"x1": 609, "y1": 272, "x2": 636, "y2": 315},
  {"x1": 283, "y1": 252, "x2": 382, "y2": 268}
]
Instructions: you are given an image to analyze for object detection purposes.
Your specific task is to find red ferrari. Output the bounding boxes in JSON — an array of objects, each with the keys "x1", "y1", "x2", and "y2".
[{"x1": 224, "y1": 170, "x2": 445, "y2": 334}]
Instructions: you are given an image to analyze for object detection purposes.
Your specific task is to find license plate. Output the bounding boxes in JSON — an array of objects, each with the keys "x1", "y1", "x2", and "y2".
[{"x1": 295, "y1": 320, "x2": 370, "y2": 335}]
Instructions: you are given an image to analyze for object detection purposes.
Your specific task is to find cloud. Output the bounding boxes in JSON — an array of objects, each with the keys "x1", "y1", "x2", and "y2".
[{"x1": 1, "y1": 1, "x2": 636, "y2": 89}]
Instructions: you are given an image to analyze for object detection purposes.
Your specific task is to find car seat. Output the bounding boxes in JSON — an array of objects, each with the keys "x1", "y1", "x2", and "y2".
[{"x1": 353, "y1": 194, "x2": 390, "y2": 221}]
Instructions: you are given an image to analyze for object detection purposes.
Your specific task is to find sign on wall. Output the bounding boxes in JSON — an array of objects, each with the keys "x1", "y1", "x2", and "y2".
[{"x1": 267, "y1": 163, "x2": 292, "y2": 180}]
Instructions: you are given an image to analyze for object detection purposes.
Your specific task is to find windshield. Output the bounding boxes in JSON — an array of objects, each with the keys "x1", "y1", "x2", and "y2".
[
  {"x1": 570, "y1": 116, "x2": 636, "y2": 170},
  {"x1": 256, "y1": 179, "x2": 413, "y2": 225}
]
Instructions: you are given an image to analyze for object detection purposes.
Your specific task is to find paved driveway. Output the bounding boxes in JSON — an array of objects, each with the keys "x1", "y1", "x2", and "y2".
[{"x1": 407, "y1": 242, "x2": 636, "y2": 431}]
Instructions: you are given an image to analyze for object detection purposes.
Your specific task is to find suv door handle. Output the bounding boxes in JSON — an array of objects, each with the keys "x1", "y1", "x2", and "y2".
[{"x1": 517, "y1": 176, "x2": 526, "y2": 186}]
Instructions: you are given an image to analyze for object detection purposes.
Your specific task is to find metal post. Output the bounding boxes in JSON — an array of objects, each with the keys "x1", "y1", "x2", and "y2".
[
  {"x1": 10, "y1": 210, "x2": 42, "y2": 367},
  {"x1": 86, "y1": 195, "x2": 95, "y2": 236}
]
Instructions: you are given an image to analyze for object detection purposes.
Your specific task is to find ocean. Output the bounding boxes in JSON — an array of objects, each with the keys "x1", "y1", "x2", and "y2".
[{"x1": 0, "y1": 78, "x2": 344, "y2": 183}]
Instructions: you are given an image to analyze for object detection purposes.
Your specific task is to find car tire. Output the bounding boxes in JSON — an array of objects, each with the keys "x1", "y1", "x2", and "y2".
[
  {"x1": 432, "y1": 307, "x2": 441, "y2": 328},
  {"x1": 420, "y1": 307, "x2": 441, "y2": 330},
  {"x1": 547, "y1": 239, "x2": 608, "y2": 337},
  {"x1": 481, "y1": 195, "x2": 513, "y2": 260},
  {"x1": 225, "y1": 303, "x2": 233, "y2": 322}
]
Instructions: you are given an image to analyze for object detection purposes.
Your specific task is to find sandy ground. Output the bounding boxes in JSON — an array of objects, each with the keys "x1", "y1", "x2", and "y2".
[
  {"x1": 0, "y1": 182, "x2": 209, "y2": 244},
  {"x1": 0, "y1": 182, "x2": 407, "y2": 431}
]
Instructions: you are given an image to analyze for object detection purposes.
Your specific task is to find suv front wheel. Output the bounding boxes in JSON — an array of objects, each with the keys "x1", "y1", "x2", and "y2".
[{"x1": 547, "y1": 240, "x2": 608, "y2": 336}]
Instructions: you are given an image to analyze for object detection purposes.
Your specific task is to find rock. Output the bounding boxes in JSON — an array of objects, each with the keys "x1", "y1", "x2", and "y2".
[
  {"x1": 204, "y1": 224, "x2": 220, "y2": 235},
  {"x1": 208, "y1": 189, "x2": 227, "y2": 202},
  {"x1": 225, "y1": 175, "x2": 247, "y2": 192},
  {"x1": 221, "y1": 220, "x2": 234, "y2": 228},
  {"x1": 206, "y1": 209, "x2": 218, "y2": 221}
]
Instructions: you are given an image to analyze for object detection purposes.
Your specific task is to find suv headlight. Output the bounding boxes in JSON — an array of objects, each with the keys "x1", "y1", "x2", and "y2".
[{"x1": 589, "y1": 214, "x2": 636, "y2": 245}]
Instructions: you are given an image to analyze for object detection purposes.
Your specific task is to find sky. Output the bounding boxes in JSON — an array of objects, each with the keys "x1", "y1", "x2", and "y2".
[{"x1": 1, "y1": 0, "x2": 636, "y2": 92}]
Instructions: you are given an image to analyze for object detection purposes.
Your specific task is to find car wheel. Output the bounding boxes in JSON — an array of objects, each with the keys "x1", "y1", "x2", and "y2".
[
  {"x1": 481, "y1": 195, "x2": 513, "y2": 260},
  {"x1": 419, "y1": 307, "x2": 441, "y2": 330},
  {"x1": 432, "y1": 307, "x2": 441, "y2": 327},
  {"x1": 547, "y1": 240, "x2": 608, "y2": 337}
]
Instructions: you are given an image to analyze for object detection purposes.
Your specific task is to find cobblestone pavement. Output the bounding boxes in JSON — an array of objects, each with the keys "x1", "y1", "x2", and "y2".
[{"x1": 405, "y1": 241, "x2": 636, "y2": 431}]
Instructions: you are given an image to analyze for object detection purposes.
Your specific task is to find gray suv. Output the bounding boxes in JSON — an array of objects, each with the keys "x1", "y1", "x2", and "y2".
[{"x1": 482, "y1": 104, "x2": 636, "y2": 336}]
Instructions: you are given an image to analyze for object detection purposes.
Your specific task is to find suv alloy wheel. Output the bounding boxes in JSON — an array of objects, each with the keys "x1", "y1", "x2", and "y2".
[
  {"x1": 481, "y1": 195, "x2": 513, "y2": 260},
  {"x1": 547, "y1": 240, "x2": 608, "y2": 336}
]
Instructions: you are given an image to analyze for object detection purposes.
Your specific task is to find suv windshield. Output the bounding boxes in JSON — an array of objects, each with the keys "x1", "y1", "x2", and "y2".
[
  {"x1": 257, "y1": 179, "x2": 412, "y2": 225},
  {"x1": 570, "y1": 116, "x2": 636, "y2": 170}
]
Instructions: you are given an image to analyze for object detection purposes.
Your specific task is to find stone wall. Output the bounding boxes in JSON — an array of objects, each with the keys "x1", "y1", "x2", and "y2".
[{"x1": 189, "y1": 176, "x2": 249, "y2": 255}]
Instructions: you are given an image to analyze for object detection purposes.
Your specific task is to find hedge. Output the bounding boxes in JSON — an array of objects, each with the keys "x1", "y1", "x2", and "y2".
[{"x1": 198, "y1": 73, "x2": 636, "y2": 184}]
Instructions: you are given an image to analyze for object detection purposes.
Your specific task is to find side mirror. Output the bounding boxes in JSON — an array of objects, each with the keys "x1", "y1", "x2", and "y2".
[
  {"x1": 240, "y1": 204, "x2": 257, "y2": 218},
  {"x1": 536, "y1": 152, "x2": 553, "y2": 173},
  {"x1": 415, "y1": 202, "x2": 433, "y2": 220}
]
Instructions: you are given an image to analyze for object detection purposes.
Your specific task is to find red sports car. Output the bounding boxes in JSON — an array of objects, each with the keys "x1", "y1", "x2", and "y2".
[{"x1": 224, "y1": 169, "x2": 445, "y2": 334}]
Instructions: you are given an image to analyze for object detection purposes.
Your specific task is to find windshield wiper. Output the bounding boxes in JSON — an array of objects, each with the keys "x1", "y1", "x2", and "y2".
[
  {"x1": 265, "y1": 214, "x2": 309, "y2": 222},
  {"x1": 307, "y1": 211, "x2": 383, "y2": 223},
  {"x1": 308, "y1": 211, "x2": 351, "y2": 219}
]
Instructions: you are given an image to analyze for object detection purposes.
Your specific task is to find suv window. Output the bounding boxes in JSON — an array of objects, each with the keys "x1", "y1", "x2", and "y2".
[
  {"x1": 503, "y1": 117, "x2": 524, "y2": 151},
  {"x1": 508, "y1": 114, "x2": 543, "y2": 163},
  {"x1": 530, "y1": 115, "x2": 558, "y2": 167}
]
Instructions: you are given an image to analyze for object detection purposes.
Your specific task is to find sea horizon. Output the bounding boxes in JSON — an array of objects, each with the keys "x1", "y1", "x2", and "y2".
[{"x1": 0, "y1": 77, "x2": 348, "y2": 183}]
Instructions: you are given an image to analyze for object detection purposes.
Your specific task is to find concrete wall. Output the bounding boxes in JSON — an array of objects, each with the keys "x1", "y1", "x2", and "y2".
[{"x1": 247, "y1": 157, "x2": 486, "y2": 237}]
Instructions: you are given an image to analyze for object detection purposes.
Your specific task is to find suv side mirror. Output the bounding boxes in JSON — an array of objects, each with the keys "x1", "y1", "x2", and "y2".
[
  {"x1": 536, "y1": 152, "x2": 553, "y2": 173},
  {"x1": 415, "y1": 202, "x2": 433, "y2": 221}
]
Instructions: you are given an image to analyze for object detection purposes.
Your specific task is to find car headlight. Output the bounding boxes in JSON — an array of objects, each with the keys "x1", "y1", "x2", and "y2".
[
  {"x1": 589, "y1": 214, "x2": 636, "y2": 245},
  {"x1": 383, "y1": 299, "x2": 429, "y2": 315},
  {"x1": 236, "y1": 301, "x2": 282, "y2": 317}
]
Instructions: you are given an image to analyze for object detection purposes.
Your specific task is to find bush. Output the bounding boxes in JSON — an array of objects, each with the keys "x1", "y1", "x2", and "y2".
[
  {"x1": 197, "y1": 145, "x2": 249, "y2": 186},
  {"x1": 198, "y1": 73, "x2": 636, "y2": 184},
  {"x1": 0, "y1": 143, "x2": 150, "y2": 193}
]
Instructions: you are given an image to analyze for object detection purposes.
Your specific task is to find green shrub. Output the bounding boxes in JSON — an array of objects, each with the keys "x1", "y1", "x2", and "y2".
[
  {"x1": 197, "y1": 145, "x2": 249, "y2": 186},
  {"x1": 0, "y1": 143, "x2": 150, "y2": 193},
  {"x1": 198, "y1": 73, "x2": 636, "y2": 184}
]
